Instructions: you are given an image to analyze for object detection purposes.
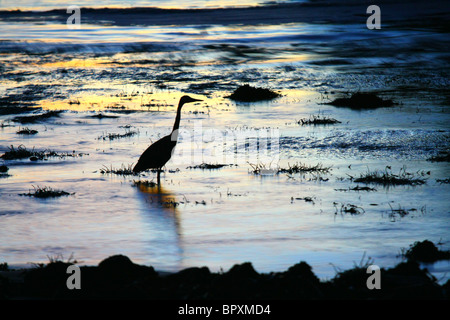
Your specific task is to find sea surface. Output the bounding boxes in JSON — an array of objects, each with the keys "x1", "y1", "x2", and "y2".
[{"x1": 0, "y1": 0, "x2": 449, "y2": 281}]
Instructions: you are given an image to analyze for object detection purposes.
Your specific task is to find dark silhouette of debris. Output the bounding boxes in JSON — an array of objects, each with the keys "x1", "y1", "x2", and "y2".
[{"x1": 227, "y1": 84, "x2": 281, "y2": 102}]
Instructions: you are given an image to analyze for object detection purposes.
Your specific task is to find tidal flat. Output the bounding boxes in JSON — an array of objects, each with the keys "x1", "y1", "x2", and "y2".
[{"x1": 0, "y1": 0, "x2": 449, "y2": 292}]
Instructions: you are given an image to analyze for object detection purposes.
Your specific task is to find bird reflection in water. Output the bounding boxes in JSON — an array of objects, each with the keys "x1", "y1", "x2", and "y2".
[{"x1": 135, "y1": 182, "x2": 182, "y2": 236}]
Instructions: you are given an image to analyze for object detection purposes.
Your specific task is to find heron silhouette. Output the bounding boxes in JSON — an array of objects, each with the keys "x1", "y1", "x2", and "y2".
[{"x1": 133, "y1": 95, "x2": 202, "y2": 182}]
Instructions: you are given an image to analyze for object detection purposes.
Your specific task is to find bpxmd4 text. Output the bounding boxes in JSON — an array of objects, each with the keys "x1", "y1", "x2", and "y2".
[{"x1": 178, "y1": 304, "x2": 271, "y2": 317}]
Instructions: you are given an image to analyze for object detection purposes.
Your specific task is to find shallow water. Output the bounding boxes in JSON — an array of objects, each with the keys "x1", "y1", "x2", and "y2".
[{"x1": 0, "y1": 1, "x2": 449, "y2": 282}]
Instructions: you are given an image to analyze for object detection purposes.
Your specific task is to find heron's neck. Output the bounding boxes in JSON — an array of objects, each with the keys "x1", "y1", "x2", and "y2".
[{"x1": 171, "y1": 101, "x2": 184, "y2": 133}]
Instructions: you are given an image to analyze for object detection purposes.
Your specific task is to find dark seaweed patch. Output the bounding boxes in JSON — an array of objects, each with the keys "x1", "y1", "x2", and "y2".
[
  {"x1": 16, "y1": 127, "x2": 38, "y2": 135},
  {"x1": 98, "y1": 130, "x2": 138, "y2": 140},
  {"x1": 187, "y1": 163, "x2": 232, "y2": 169},
  {"x1": 278, "y1": 162, "x2": 332, "y2": 174},
  {"x1": 326, "y1": 92, "x2": 395, "y2": 109},
  {"x1": 20, "y1": 186, "x2": 73, "y2": 198},
  {"x1": 297, "y1": 114, "x2": 341, "y2": 125},
  {"x1": 0, "y1": 145, "x2": 87, "y2": 160},
  {"x1": 403, "y1": 240, "x2": 450, "y2": 263},
  {"x1": 132, "y1": 179, "x2": 157, "y2": 187},
  {"x1": 100, "y1": 164, "x2": 139, "y2": 176},
  {"x1": 227, "y1": 84, "x2": 281, "y2": 102},
  {"x1": 427, "y1": 151, "x2": 450, "y2": 162},
  {"x1": 353, "y1": 167, "x2": 426, "y2": 186},
  {"x1": 89, "y1": 113, "x2": 119, "y2": 119}
]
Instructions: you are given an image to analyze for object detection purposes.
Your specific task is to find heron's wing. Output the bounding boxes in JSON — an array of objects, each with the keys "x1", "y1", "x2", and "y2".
[{"x1": 133, "y1": 135, "x2": 176, "y2": 172}]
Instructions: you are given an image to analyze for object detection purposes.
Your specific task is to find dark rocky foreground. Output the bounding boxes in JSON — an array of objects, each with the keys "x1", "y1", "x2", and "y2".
[{"x1": 1, "y1": 243, "x2": 449, "y2": 300}]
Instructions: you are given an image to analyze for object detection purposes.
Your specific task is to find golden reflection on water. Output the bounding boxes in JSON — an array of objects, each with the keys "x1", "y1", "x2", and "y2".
[
  {"x1": 41, "y1": 58, "x2": 112, "y2": 68},
  {"x1": 37, "y1": 90, "x2": 209, "y2": 112}
]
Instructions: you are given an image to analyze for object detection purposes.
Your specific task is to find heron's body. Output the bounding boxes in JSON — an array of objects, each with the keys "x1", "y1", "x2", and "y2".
[
  {"x1": 132, "y1": 135, "x2": 176, "y2": 173},
  {"x1": 133, "y1": 95, "x2": 201, "y2": 181}
]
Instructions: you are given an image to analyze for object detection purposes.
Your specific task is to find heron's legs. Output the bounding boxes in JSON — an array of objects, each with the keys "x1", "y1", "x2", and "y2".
[{"x1": 157, "y1": 168, "x2": 161, "y2": 184}]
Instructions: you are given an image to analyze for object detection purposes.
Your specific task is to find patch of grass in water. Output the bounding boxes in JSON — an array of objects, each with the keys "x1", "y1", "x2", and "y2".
[
  {"x1": 291, "y1": 196, "x2": 316, "y2": 204},
  {"x1": 227, "y1": 84, "x2": 281, "y2": 102},
  {"x1": 100, "y1": 164, "x2": 138, "y2": 176},
  {"x1": 335, "y1": 203, "x2": 365, "y2": 215},
  {"x1": 278, "y1": 162, "x2": 332, "y2": 174},
  {"x1": 0, "y1": 145, "x2": 87, "y2": 161},
  {"x1": 335, "y1": 185, "x2": 377, "y2": 192},
  {"x1": 427, "y1": 151, "x2": 450, "y2": 162},
  {"x1": 248, "y1": 162, "x2": 277, "y2": 175},
  {"x1": 162, "y1": 199, "x2": 179, "y2": 208},
  {"x1": 16, "y1": 127, "x2": 38, "y2": 135},
  {"x1": 353, "y1": 167, "x2": 427, "y2": 186},
  {"x1": 387, "y1": 204, "x2": 426, "y2": 221},
  {"x1": 132, "y1": 179, "x2": 157, "y2": 187},
  {"x1": 98, "y1": 130, "x2": 138, "y2": 141},
  {"x1": 187, "y1": 163, "x2": 233, "y2": 169},
  {"x1": 89, "y1": 113, "x2": 119, "y2": 119},
  {"x1": 20, "y1": 186, "x2": 74, "y2": 198},
  {"x1": 297, "y1": 114, "x2": 341, "y2": 125},
  {"x1": 325, "y1": 92, "x2": 395, "y2": 109},
  {"x1": 248, "y1": 162, "x2": 331, "y2": 176}
]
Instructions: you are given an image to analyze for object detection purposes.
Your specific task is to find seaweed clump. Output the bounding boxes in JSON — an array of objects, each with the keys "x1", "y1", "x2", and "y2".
[
  {"x1": 0, "y1": 145, "x2": 87, "y2": 161},
  {"x1": 100, "y1": 164, "x2": 139, "y2": 176},
  {"x1": 227, "y1": 84, "x2": 281, "y2": 102},
  {"x1": 20, "y1": 186, "x2": 73, "y2": 198},
  {"x1": 98, "y1": 130, "x2": 138, "y2": 141},
  {"x1": 297, "y1": 114, "x2": 341, "y2": 125},
  {"x1": 187, "y1": 163, "x2": 232, "y2": 169},
  {"x1": 133, "y1": 179, "x2": 157, "y2": 187},
  {"x1": 0, "y1": 164, "x2": 9, "y2": 178},
  {"x1": 278, "y1": 162, "x2": 331, "y2": 174},
  {"x1": 403, "y1": 240, "x2": 450, "y2": 263},
  {"x1": 16, "y1": 127, "x2": 38, "y2": 135},
  {"x1": 353, "y1": 167, "x2": 426, "y2": 186},
  {"x1": 427, "y1": 151, "x2": 450, "y2": 162},
  {"x1": 326, "y1": 92, "x2": 394, "y2": 109}
]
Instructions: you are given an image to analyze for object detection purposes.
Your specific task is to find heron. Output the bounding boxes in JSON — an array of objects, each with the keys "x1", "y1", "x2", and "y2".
[{"x1": 133, "y1": 95, "x2": 202, "y2": 182}]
